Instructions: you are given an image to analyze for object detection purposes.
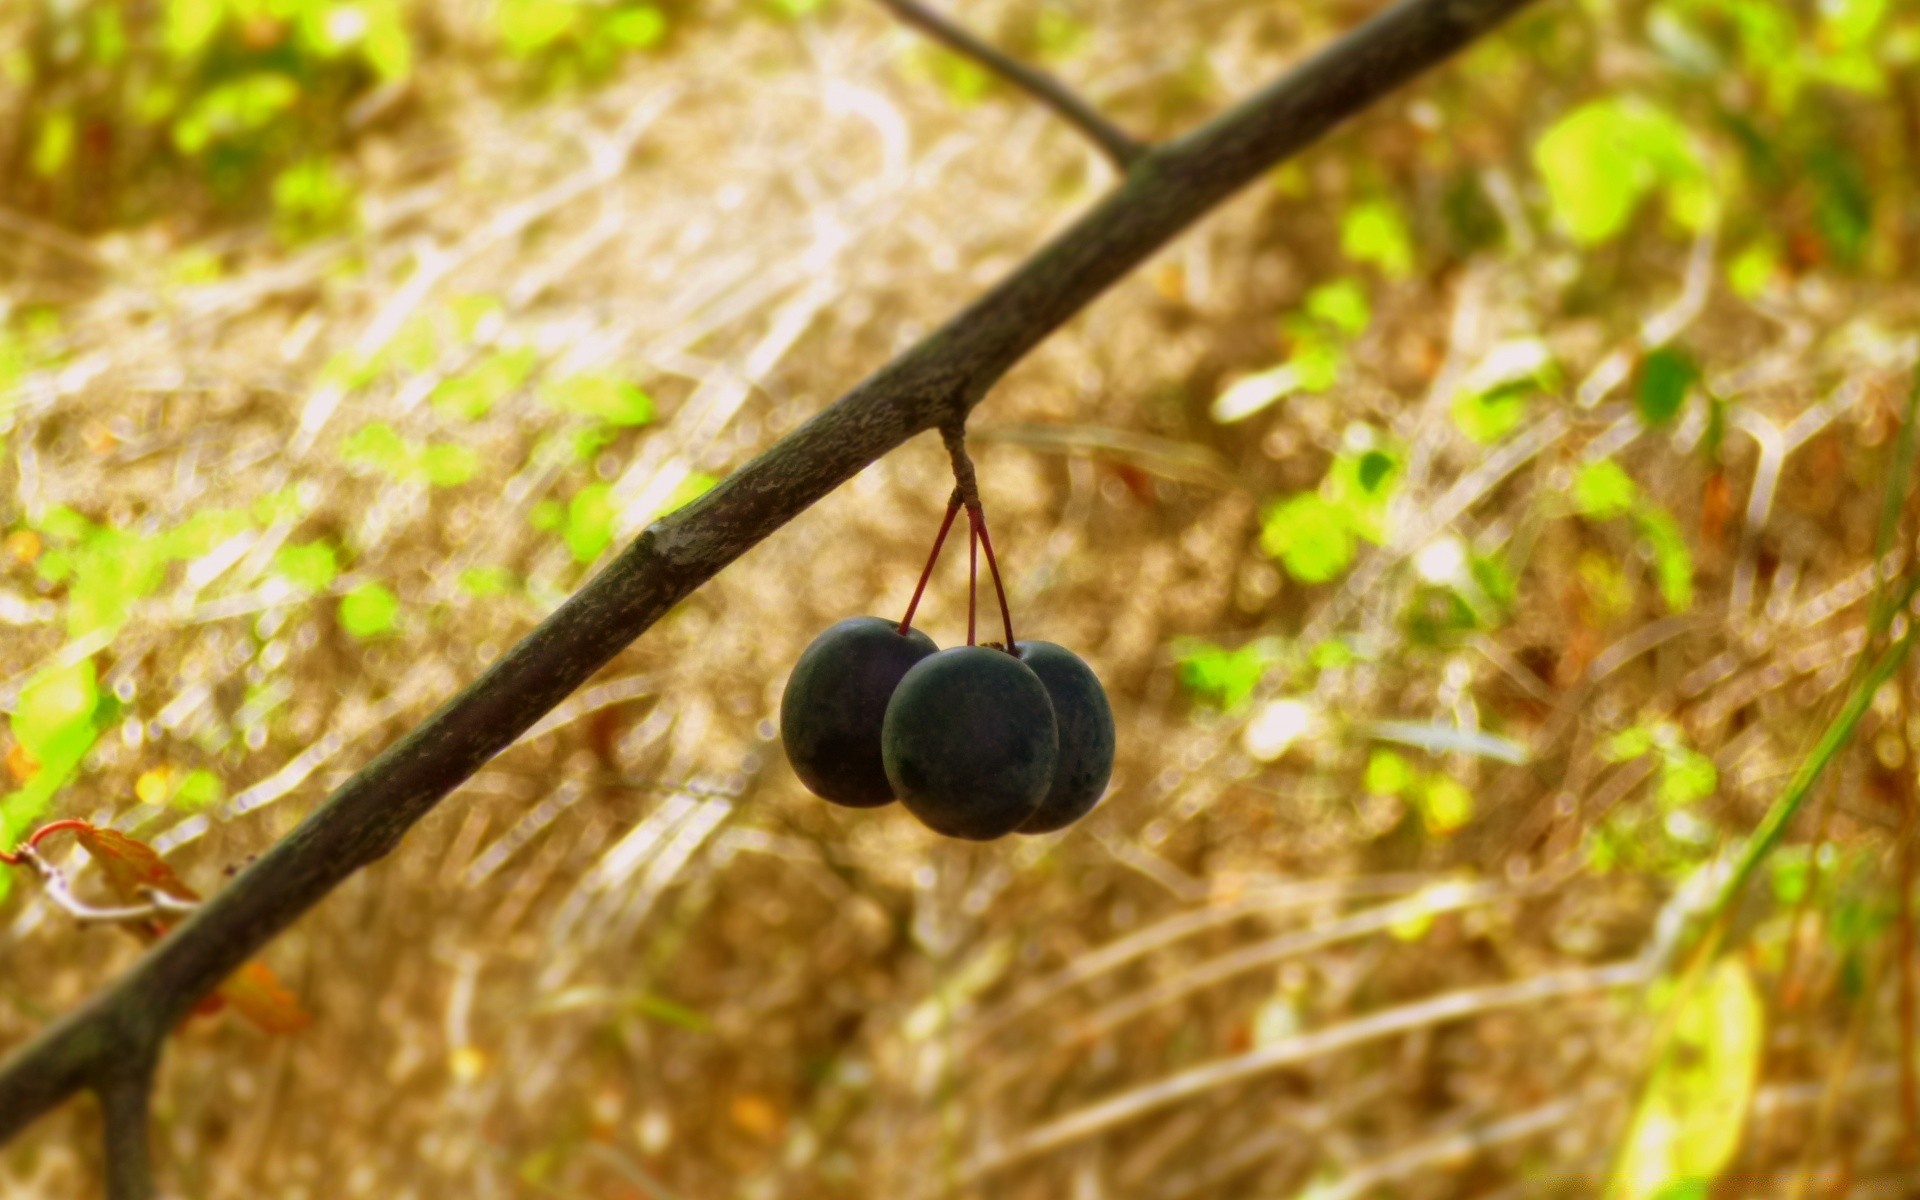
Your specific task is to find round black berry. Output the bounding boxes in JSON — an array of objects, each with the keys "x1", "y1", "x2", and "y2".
[
  {"x1": 781, "y1": 617, "x2": 938, "y2": 807},
  {"x1": 1013, "y1": 641, "x2": 1115, "y2": 833},
  {"x1": 882, "y1": 645, "x2": 1058, "y2": 841}
]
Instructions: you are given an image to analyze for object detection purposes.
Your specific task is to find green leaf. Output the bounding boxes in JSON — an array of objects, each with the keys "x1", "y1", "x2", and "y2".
[
  {"x1": 32, "y1": 112, "x2": 75, "y2": 178},
  {"x1": 540, "y1": 374, "x2": 655, "y2": 426},
  {"x1": 450, "y1": 295, "x2": 504, "y2": 343},
  {"x1": 1325, "y1": 446, "x2": 1401, "y2": 544},
  {"x1": 339, "y1": 583, "x2": 400, "y2": 639},
  {"x1": 14, "y1": 659, "x2": 99, "y2": 764},
  {"x1": 6, "y1": 658, "x2": 103, "y2": 840},
  {"x1": 564, "y1": 484, "x2": 617, "y2": 563},
  {"x1": 275, "y1": 541, "x2": 340, "y2": 592},
  {"x1": 343, "y1": 423, "x2": 477, "y2": 487},
  {"x1": 925, "y1": 49, "x2": 994, "y2": 105},
  {"x1": 67, "y1": 535, "x2": 170, "y2": 638},
  {"x1": 1809, "y1": 145, "x2": 1873, "y2": 266},
  {"x1": 1659, "y1": 748, "x2": 1717, "y2": 808},
  {"x1": 1604, "y1": 725, "x2": 1655, "y2": 762},
  {"x1": 164, "y1": 508, "x2": 251, "y2": 559},
  {"x1": 1340, "y1": 198, "x2": 1415, "y2": 279},
  {"x1": 1637, "y1": 348, "x2": 1699, "y2": 426},
  {"x1": 1636, "y1": 507, "x2": 1695, "y2": 612},
  {"x1": 388, "y1": 314, "x2": 440, "y2": 374},
  {"x1": 343, "y1": 422, "x2": 412, "y2": 475},
  {"x1": 458, "y1": 566, "x2": 517, "y2": 597},
  {"x1": 606, "y1": 5, "x2": 668, "y2": 47},
  {"x1": 418, "y1": 444, "x2": 481, "y2": 488},
  {"x1": 1364, "y1": 750, "x2": 1413, "y2": 796},
  {"x1": 1452, "y1": 379, "x2": 1531, "y2": 444},
  {"x1": 171, "y1": 73, "x2": 300, "y2": 156},
  {"x1": 175, "y1": 769, "x2": 224, "y2": 810},
  {"x1": 164, "y1": 0, "x2": 224, "y2": 59},
  {"x1": 1303, "y1": 279, "x2": 1371, "y2": 336},
  {"x1": 498, "y1": 0, "x2": 580, "y2": 54},
  {"x1": 37, "y1": 506, "x2": 94, "y2": 544},
  {"x1": 1613, "y1": 959, "x2": 1762, "y2": 1200},
  {"x1": 1260, "y1": 493, "x2": 1355, "y2": 584},
  {"x1": 1287, "y1": 333, "x2": 1345, "y2": 393},
  {"x1": 572, "y1": 427, "x2": 617, "y2": 462},
  {"x1": 431, "y1": 349, "x2": 537, "y2": 421},
  {"x1": 1175, "y1": 639, "x2": 1278, "y2": 710},
  {"x1": 1727, "y1": 242, "x2": 1778, "y2": 300},
  {"x1": 1533, "y1": 98, "x2": 1706, "y2": 244},
  {"x1": 1416, "y1": 776, "x2": 1474, "y2": 835},
  {"x1": 322, "y1": 350, "x2": 382, "y2": 392},
  {"x1": 274, "y1": 158, "x2": 355, "y2": 240},
  {"x1": 1310, "y1": 638, "x2": 1358, "y2": 670},
  {"x1": 1573, "y1": 460, "x2": 1640, "y2": 520}
]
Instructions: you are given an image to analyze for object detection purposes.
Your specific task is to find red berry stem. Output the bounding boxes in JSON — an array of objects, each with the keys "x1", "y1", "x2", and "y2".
[
  {"x1": 967, "y1": 511, "x2": 979, "y2": 647},
  {"x1": 971, "y1": 506, "x2": 1017, "y2": 652},
  {"x1": 898, "y1": 488, "x2": 963, "y2": 636},
  {"x1": 942, "y1": 422, "x2": 1018, "y2": 653}
]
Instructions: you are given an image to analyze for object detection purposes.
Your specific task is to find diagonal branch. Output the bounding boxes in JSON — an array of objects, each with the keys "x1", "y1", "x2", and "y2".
[
  {"x1": 98, "y1": 1048, "x2": 158, "y2": 1200},
  {"x1": 0, "y1": 0, "x2": 1543, "y2": 1183},
  {"x1": 874, "y1": 0, "x2": 1146, "y2": 170}
]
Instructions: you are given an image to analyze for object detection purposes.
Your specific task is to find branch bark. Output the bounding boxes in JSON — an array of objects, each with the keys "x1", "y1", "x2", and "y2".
[
  {"x1": 0, "y1": 0, "x2": 1542, "y2": 1175},
  {"x1": 874, "y1": 0, "x2": 1146, "y2": 170},
  {"x1": 97, "y1": 1048, "x2": 158, "y2": 1200}
]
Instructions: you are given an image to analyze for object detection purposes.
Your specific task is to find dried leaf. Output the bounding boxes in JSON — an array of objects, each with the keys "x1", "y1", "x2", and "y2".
[
  {"x1": 216, "y1": 961, "x2": 313, "y2": 1035},
  {"x1": 71, "y1": 822, "x2": 310, "y2": 1034},
  {"x1": 73, "y1": 824, "x2": 200, "y2": 904}
]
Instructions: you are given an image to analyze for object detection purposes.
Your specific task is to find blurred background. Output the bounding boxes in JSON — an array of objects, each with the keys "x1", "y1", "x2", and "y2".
[{"x1": 1, "y1": 0, "x2": 1918, "y2": 1195}]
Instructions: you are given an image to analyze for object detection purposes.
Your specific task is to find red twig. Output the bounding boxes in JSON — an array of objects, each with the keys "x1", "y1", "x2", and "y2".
[
  {"x1": 1, "y1": 819, "x2": 96, "y2": 867},
  {"x1": 27, "y1": 819, "x2": 92, "y2": 850},
  {"x1": 899, "y1": 490, "x2": 963, "y2": 635}
]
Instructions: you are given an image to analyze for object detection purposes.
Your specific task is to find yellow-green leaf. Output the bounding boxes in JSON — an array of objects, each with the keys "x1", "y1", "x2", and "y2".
[{"x1": 1612, "y1": 958, "x2": 1762, "y2": 1200}]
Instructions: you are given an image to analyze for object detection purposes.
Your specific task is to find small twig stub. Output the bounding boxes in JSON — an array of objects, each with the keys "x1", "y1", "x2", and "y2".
[{"x1": 874, "y1": 0, "x2": 1146, "y2": 170}]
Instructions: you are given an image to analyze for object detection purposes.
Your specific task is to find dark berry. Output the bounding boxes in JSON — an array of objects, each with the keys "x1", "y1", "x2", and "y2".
[
  {"x1": 781, "y1": 617, "x2": 938, "y2": 807},
  {"x1": 1013, "y1": 641, "x2": 1115, "y2": 833},
  {"x1": 882, "y1": 646, "x2": 1058, "y2": 841}
]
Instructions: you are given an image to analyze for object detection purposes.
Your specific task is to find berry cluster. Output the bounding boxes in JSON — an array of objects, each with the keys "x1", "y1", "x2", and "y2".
[{"x1": 780, "y1": 441, "x2": 1114, "y2": 841}]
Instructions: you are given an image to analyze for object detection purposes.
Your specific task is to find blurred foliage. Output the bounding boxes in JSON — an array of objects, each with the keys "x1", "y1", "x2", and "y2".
[
  {"x1": 0, "y1": 0, "x2": 685, "y2": 231},
  {"x1": 1, "y1": 0, "x2": 1918, "y2": 1194}
]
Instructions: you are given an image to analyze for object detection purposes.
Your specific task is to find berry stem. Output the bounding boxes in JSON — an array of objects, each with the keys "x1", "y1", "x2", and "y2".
[
  {"x1": 943, "y1": 421, "x2": 1018, "y2": 652},
  {"x1": 972, "y1": 506, "x2": 1018, "y2": 651},
  {"x1": 898, "y1": 489, "x2": 963, "y2": 635},
  {"x1": 967, "y1": 511, "x2": 979, "y2": 646}
]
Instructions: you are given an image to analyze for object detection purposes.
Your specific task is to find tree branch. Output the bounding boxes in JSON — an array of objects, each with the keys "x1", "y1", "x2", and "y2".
[
  {"x1": 0, "y1": 0, "x2": 1542, "y2": 1162},
  {"x1": 874, "y1": 0, "x2": 1145, "y2": 170},
  {"x1": 97, "y1": 1049, "x2": 158, "y2": 1200}
]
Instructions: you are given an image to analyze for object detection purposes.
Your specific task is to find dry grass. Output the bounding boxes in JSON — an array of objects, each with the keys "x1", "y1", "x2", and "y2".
[{"x1": 2, "y1": 2, "x2": 1918, "y2": 1197}]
